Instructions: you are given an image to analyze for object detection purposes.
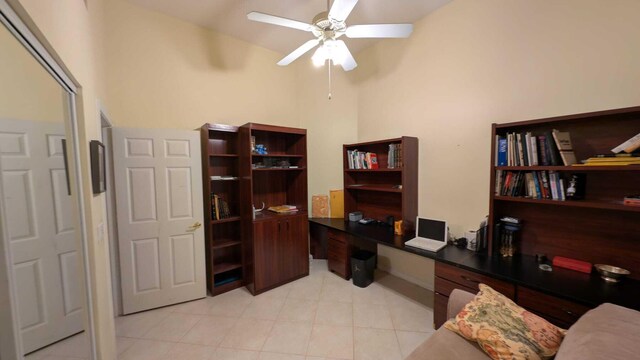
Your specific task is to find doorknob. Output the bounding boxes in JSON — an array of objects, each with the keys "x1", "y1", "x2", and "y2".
[{"x1": 187, "y1": 221, "x2": 202, "y2": 232}]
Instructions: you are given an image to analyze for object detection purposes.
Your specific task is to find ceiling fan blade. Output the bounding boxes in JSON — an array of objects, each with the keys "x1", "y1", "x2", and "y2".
[
  {"x1": 329, "y1": 0, "x2": 359, "y2": 22},
  {"x1": 346, "y1": 24, "x2": 413, "y2": 38},
  {"x1": 247, "y1": 11, "x2": 312, "y2": 32},
  {"x1": 277, "y1": 39, "x2": 321, "y2": 66},
  {"x1": 334, "y1": 40, "x2": 357, "y2": 71}
]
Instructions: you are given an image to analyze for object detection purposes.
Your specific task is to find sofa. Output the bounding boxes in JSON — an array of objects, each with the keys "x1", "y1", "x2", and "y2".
[{"x1": 406, "y1": 289, "x2": 640, "y2": 360}]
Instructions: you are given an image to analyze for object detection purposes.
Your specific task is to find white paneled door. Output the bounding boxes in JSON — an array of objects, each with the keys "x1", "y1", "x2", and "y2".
[
  {"x1": 0, "y1": 119, "x2": 82, "y2": 354},
  {"x1": 112, "y1": 128, "x2": 205, "y2": 314}
]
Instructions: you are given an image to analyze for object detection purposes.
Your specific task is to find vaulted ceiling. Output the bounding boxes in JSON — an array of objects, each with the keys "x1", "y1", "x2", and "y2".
[{"x1": 127, "y1": 0, "x2": 452, "y2": 54}]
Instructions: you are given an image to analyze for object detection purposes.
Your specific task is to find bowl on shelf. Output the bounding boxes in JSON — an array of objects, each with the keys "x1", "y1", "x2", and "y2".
[{"x1": 594, "y1": 264, "x2": 630, "y2": 283}]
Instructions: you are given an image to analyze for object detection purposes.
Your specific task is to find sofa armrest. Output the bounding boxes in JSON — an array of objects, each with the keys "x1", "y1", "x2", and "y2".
[{"x1": 447, "y1": 289, "x2": 476, "y2": 319}]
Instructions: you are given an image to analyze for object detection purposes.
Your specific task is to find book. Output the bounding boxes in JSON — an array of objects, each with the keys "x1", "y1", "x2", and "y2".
[
  {"x1": 537, "y1": 135, "x2": 549, "y2": 166},
  {"x1": 544, "y1": 131, "x2": 561, "y2": 166},
  {"x1": 552, "y1": 256, "x2": 592, "y2": 274},
  {"x1": 268, "y1": 205, "x2": 299, "y2": 213},
  {"x1": 497, "y1": 137, "x2": 507, "y2": 166},
  {"x1": 369, "y1": 153, "x2": 379, "y2": 169},
  {"x1": 551, "y1": 129, "x2": 577, "y2": 165},
  {"x1": 516, "y1": 133, "x2": 525, "y2": 166},
  {"x1": 611, "y1": 132, "x2": 640, "y2": 153},
  {"x1": 527, "y1": 133, "x2": 538, "y2": 166}
]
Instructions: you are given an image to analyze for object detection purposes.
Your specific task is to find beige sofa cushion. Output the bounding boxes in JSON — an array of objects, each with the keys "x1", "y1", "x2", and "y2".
[
  {"x1": 556, "y1": 303, "x2": 640, "y2": 360},
  {"x1": 405, "y1": 326, "x2": 490, "y2": 360}
]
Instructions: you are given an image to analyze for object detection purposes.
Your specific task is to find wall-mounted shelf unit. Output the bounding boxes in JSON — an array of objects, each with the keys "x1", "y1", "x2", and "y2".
[
  {"x1": 488, "y1": 106, "x2": 640, "y2": 277},
  {"x1": 343, "y1": 137, "x2": 418, "y2": 231}
]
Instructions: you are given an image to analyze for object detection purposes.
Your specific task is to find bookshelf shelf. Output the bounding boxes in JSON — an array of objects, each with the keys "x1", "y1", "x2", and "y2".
[
  {"x1": 343, "y1": 136, "x2": 418, "y2": 231},
  {"x1": 346, "y1": 185, "x2": 403, "y2": 193},
  {"x1": 251, "y1": 167, "x2": 306, "y2": 171},
  {"x1": 212, "y1": 239, "x2": 242, "y2": 249},
  {"x1": 251, "y1": 154, "x2": 304, "y2": 158},
  {"x1": 345, "y1": 168, "x2": 403, "y2": 172},
  {"x1": 210, "y1": 216, "x2": 241, "y2": 225},
  {"x1": 496, "y1": 165, "x2": 640, "y2": 172},
  {"x1": 209, "y1": 154, "x2": 238, "y2": 157},
  {"x1": 213, "y1": 262, "x2": 243, "y2": 275},
  {"x1": 493, "y1": 195, "x2": 640, "y2": 212}
]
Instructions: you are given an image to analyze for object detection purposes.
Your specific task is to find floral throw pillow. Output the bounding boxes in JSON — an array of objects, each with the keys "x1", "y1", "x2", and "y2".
[{"x1": 444, "y1": 284, "x2": 566, "y2": 360}]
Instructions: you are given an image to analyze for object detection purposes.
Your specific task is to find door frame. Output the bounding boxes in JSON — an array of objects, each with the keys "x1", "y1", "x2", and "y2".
[
  {"x1": 0, "y1": 1, "x2": 96, "y2": 359},
  {"x1": 97, "y1": 104, "x2": 123, "y2": 317}
]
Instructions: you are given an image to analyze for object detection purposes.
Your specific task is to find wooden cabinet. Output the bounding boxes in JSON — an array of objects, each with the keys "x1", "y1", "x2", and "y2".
[
  {"x1": 517, "y1": 287, "x2": 590, "y2": 328},
  {"x1": 343, "y1": 137, "x2": 418, "y2": 231},
  {"x1": 327, "y1": 230, "x2": 351, "y2": 279},
  {"x1": 434, "y1": 261, "x2": 591, "y2": 329},
  {"x1": 240, "y1": 123, "x2": 309, "y2": 295},
  {"x1": 434, "y1": 262, "x2": 515, "y2": 328}
]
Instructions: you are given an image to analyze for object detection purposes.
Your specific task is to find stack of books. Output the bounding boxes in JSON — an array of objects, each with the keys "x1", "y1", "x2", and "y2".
[
  {"x1": 211, "y1": 194, "x2": 231, "y2": 220},
  {"x1": 575, "y1": 154, "x2": 640, "y2": 166},
  {"x1": 267, "y1": 205, "x2": 299, "y2": 214},
  {"x1": 496, "y1": 170, "x2": 566, "y2": 200},
  {"x1": 612, "y1": 132, "x2": 640, "y2": 154},
  {"x1": 496, "y1": 129, "x2": 576, "y2": 166},
  {"x1": 346, "y1": 150, "x2": 379, "y2": 169},
  {"x1": 387, "y1": 143, "x2": 403, "y2": 168}
]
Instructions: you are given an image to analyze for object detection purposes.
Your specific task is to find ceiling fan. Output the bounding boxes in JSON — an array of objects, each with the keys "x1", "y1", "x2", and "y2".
[{"x1": 247, "y1": 0, "x2": 414, "y2": 71}]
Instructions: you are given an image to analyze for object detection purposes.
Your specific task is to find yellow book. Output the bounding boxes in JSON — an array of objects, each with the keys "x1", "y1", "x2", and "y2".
[{"x1": 330, "y1": 190, "x2": 344, "y2": 218}]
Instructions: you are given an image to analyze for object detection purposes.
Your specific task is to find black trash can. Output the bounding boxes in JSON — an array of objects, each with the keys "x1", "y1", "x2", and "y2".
[{"x1": 351, "y1": 250, "x2": 376, "y2": 288}]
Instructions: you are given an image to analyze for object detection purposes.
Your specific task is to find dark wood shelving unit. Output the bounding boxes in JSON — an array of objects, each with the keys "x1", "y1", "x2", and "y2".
[
  {"x1": 343, "y1": 137, "x2": 418, "y2": 231},
  {"x1": 488, "y1": 106, "x2": 640, "y2": 277},
  {"x1": 434, "y1": 106, "x2": 640, "y2": 329},
  {"x1": 200, "y1": 124, "x2": 246, "y2": 296},
  {"x1": 240, "y1": 123, "x2": 309, "y2": 295}
]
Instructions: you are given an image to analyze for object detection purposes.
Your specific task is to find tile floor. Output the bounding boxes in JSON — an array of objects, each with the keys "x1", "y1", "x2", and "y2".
[{"x1": 26, "y1": 260, "x2": 436, "y2": 360}]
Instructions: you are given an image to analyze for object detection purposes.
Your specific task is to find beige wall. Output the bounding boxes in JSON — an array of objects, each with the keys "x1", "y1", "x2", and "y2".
[
  {"x1": 12, "y1": 0, "x2": 116, "y2": 358},
  {"x1": 354, "y1": 0, "x2": 640, "y2": 285},
  {"x1": 0, "y1": 26, "x2": 66, "y2": 123},
  {"x1": 295, "y1": 64, "x2": 359, "y2": 209},
  {"x1": 104, "y1": 0, "x2": 299, "y2": 130}
]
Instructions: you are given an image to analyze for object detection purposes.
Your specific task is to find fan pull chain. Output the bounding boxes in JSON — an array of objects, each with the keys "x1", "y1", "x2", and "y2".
[{"x1": 327, "y1": 59, "x2": 332, "y2": 100}]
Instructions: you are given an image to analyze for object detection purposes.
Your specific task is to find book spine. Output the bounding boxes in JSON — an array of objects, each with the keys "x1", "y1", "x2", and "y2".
[
  {"x1": 498, "y1": 137, "x2": 507, "y2": 166},
  {"x1": 495, "y1": 169, "x2": 502, "y2": 195},
  {"x1": 532, "y1": 171, "x2": 542, "y2": 199},
  {"x1": 549, "y1": 171, "x2": 558, "y2": 200},
  {"x1": 559, "y1": 178, "x2": 566, "y2": 200},
  {"x1": 529, "y1": 133, "x2": 539, "y2": 166},
  {"x1": 521, "y1": 133, "x2": 530, "y2": 166},
  {"x1": 538, "y1": 135, "x2": 549, "y2": 166},
  {"x1": 545, "y1": 131, "x2": 561, "y2": 166}
]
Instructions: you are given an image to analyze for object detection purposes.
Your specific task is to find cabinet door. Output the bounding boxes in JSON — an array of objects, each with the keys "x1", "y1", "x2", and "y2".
[
  {"x1": 253, "y1": 219, "x2": 281, "y2": 291},
  {"x1": 281, "y1": 215, "x2": 309, "y2": 280}
]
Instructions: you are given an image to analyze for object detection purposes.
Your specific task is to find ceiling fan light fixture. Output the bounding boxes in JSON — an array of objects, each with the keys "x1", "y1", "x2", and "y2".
[{"x1": 311, "y1": 45, "x2": 328, "y2": 67}]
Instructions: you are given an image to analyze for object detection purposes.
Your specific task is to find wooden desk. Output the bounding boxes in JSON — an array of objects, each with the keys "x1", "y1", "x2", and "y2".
[{"x1": 309, "y1": 217, "x2": 640, "y2": 328}]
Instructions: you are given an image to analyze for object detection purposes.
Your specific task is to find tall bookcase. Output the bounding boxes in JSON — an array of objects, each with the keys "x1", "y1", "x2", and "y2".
[
  {"x1": 239, "y1": 123, "x2": 309, "y2": 295},
  {"x1": 200, "y1": 124, "x2": 244, "y2": 295},
  {"x1": 343, "y1": 137, "x2": 418, "y2": 231},
  {"x1": 488, "y1": 106, "x2": 640, "y2": 279}
]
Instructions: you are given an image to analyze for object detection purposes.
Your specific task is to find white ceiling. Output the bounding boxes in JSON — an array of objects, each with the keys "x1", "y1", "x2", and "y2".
[{"x1": 127, "y1": 0, "x2": 452, "y2": 55}]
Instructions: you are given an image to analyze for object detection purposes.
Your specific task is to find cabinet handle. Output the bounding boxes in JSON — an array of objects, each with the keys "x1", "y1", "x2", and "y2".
[
  {"x1": 562, "y1": 308, "x2": 577, "y2": 317},
  {"x1": 460, "y1": 275, "x2": 481, "y2": 284}
]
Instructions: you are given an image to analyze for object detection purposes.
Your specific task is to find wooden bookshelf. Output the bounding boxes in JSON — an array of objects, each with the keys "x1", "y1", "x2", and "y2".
[
  {"x1": 239, "y1": 123, "x2": 309, "y2": 295},
  {"x1": 488, "y1": 106, "x2": 640, "y2": 280},
  {"x1": 200, "y1": 124, "x2": 245, "y2": 295},
  {"x1": 343, "y1": 137, "x2": 418, "y2": 231}
]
